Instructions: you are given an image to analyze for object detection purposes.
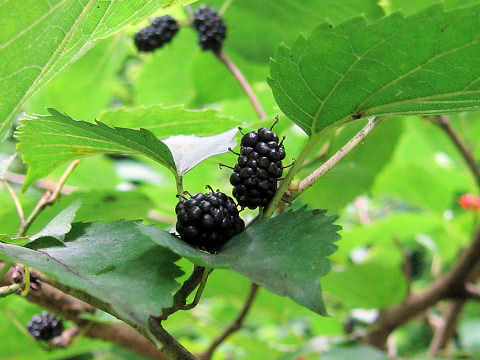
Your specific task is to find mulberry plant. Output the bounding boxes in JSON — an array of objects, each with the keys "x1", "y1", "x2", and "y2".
[
  {"x1": 27, "y1": 312, "x2": 64, "y2": 341},
  {"x1": 134, "y1": 15, "x2": 179, "y2": 52},
  {"x1": 175, "y1": 189, "x2": 245, "y2": 254},
  {"x1": 229, "y1": 125, "x2": 286, "y2": 209},
  {"x1": 193, "y1": 5, "x2": 227, "y2": 52}
]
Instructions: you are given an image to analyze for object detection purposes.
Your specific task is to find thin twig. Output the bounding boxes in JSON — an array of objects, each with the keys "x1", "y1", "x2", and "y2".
[
  {"x1": 293, "y1": 117, "x2": 377, "y2": 199},
  {"x1": 3, "y1": 180, "x2": 24, "y2": 221},
  {"x1": 216, "y1": 50, "x2": 267, "y2": 120},
  {"x1": 0, "y1": 283, "x2": 21, "y2": 298},
  {"x1": 3, "y1": 171, "x2": 77, "y2": 194},
  {"x1": 429, "y1": 300, "x2": 466, "y2": 356},
  {"x1": 199, "y1": 283, "x2": 260, "y2": 360},
  {"x1": 436, "y1": 115, "x2": 480, "y2": 188},
  {"x1": 219, "y1": 0, "x2": 234, "y2": 15},
  {"x1": 17, "y1": 160, "x2": 80, "y2": 237},
  {"x1": 52, "y1": 326, "x2": 81, "y2": 347}
]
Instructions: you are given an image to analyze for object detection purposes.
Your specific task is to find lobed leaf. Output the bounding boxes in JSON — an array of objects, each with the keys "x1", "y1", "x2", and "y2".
[
  {"x1": 0, "y1": 0, "x2": 196, "y2": 142},
  {"x1": 15, "y1": 109, "x2": 176, "y2": 190},
  {"x1": 141, "y1": 207, "x2": 342, "y2": 315},
  {"x1": 269, "y1": 5, "x2": 480, "y2": 135},
  {"x1": 99, "y1": 104, "x2": 239, "y2": 138}
]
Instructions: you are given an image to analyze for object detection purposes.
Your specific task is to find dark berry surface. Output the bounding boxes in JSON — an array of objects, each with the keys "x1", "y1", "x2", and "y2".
[
  {"x1": 27, "y1": 312, "x2": 63, "y2": 341},
  {"x1": 193, "y1": 5, "x2": 226, "y2": 51},
  {"x1": 175, "y1": 191, "x2": 244, "y2": 253},
  {"x1": 230, "y1": 127, "x2": 285, "y2": 209},
  {"x1": 134, "y1": 15, "x2": 179, "y2": 52}
]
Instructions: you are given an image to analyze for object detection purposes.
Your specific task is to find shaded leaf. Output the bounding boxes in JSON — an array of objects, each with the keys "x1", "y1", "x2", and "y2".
[
  {"x1": 141, "y1": 207, "x2": 341, "y2": 315},
  {"x1": 15, "y1": 109, "x2": 176, "y2": 190},
  {"x1": 323, "y1": 262, "x2": 408, "y2": 309},
  {"x1": 0, "y1": 221, "x2": 183, "y2": 327},
  {"x1": 269, "y1": 5, "x2": 480, "y2": 135},
  {"x1": 30, "y1": 200, "x2": 81, "y2": 241},
  {"x1": 206, "y1": 0, "x2": 384, "y2": 62},
  {"x1": 164, "y1": 128, "x2": 238, "y2": 176}
]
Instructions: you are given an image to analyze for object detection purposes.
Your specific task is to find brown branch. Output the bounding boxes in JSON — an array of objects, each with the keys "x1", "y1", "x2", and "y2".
[
  {"x1": 149, "y1": 317, "x2": 197, "y2": 360},
  {"x1": 364, "y1": 225, "x2": 480, "y2": 348},
  {"x1": 3, "y1": 171, "x2": 77, "y2": 195},
  {"x1": 52, "y1": 326, "x2": 81, "y2": 347},
  {"x1": 0, "y1": 264, "x2": 169, "y2": 360},
  {"x1": 198, "y1": 283, "x2": 259, "y2": 360},
  {"x1": 216, "y1": 50, "x2": 267, "y2": 120},
  {"x1": 436, "y1": 115, "x2": 480, "y2": 188},
  {"x1": 465, "y1": 283, "x2": 480, "y2": 300},
  {"x1": 429, "y1": 299, "x2": 466, "y2": 356}
]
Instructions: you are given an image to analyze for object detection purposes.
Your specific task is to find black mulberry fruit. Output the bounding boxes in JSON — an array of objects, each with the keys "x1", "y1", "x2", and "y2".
[
  {"x1": 175, "y1": 190, "x2": 244, "y2": 253},
  {"x1": 27, "y1": 312, "x2": 63, "y2": 341},
  {"x1": 134, "y1": 15, "x2": 179, "y2": 52},
  {"x1": 193, "y1": 5, "x2": 226, "y2": 52},
  {"x1": 230, "y1": 126, "x2": 286, "y2": 209}
]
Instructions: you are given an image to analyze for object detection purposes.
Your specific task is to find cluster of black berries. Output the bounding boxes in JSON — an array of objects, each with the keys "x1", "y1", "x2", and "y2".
[
  {"x1": 134, "y1": 15, "x2": 179, "y2": 52},
  {"x1": 193, "y1": 5, "x2": 227, "y2": 52},
  {"x1": 229, "y1": 127, "x2": 286, "y2": 209},
  {"x1": 27, "y1": 312, "x2": 63, "y2": 341},
  {"x1": 134, "y1": 5, "x2": 226, "y2": 53},
  {"x1": 175, "y1": 190, "x2": 245, "y2": 253}
]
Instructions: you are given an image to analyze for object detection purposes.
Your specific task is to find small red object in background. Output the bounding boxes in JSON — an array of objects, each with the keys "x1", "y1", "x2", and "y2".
[
  {"x1": 460, "y1": 194, "x2": 480, "y2": 211},
  {"x1": 295, "y1": 357, "x2": 306, "y2": 360}
]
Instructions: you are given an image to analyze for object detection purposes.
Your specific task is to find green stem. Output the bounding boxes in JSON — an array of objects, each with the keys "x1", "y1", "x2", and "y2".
[
  {"x1": 176, "y1": 176, "x2": 184, "y2": 197},
  {"x1": 184, "y1": 268, "x2": 212, "y2": 310},
  {"x1": 263, "y1": 134, "x2": 320, "y2": 219},
  {"x1": 0, "y1": 261, "x2": 13, "y2": 282},
  {"x1": 21, "y1": 266, "x2": 30, "y2": 297}
]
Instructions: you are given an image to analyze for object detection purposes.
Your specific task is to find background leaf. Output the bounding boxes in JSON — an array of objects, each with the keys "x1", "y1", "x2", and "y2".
[
  {"x1": 0, "y1": 221, "x2": 183, "y2": 328},
  {"x1": 16, "y1": 109, "x2": 176, "y2": 190},
  {"x1": 99, "y1": 104, "x2": 239, "y2": 137},
  {"x1": 269, "y1": 5, "x2": 480, "y2": 135},
  {"x1": 0, "y1": 0, "x2": 195, "y2": 141}
]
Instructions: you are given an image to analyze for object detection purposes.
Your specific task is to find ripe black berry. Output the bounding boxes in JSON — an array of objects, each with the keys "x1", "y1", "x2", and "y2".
[
  {"x1": 230, "y1": 127, "x2": 285, "y2": 209},
  {"x1": 193, "y1": 5, "x2": 226, "y2": 52},
  {"x1": 175, "y1": 190, "x2": 244, "y2": 253},
  {"x1": 27, "y1": 312, "x2": 63, "y2": 341},
  {"x1": 134, "y1": 15, "x2": 179, "y2": 52}
]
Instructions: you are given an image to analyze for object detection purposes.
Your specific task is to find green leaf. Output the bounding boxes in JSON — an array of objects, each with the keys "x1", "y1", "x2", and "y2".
[
  {"x1": 0, "y1": 0, "x2": 194, "y2": 142},
  {"x1": 15, "y1": 109, "x2": 176, "y2": 190},
  {"x1": 206, "y1": 0, "x2": 383, "y2": 62},
  {"x1": 30, "y1": 199, "x2": 81, "y2": 241},
  {"x1": 323, "y1": 262, "x2": 408, "y2": 309},
  {"x1": 99, "y1": 104, "x2": 239, "y2": 138},
  {"x1": 0, "y1": 221, "x2": 183, "y2": 328},
  {"x1": 164, "y1": 128, "x2": 238, "y2": 176},
  {"x1": 301, "y1": 118, "x2": 403, "y2": 213},
  {"x1": 269, "y1": 5, "x2": 480, "y2": 136},
  {"x1": 141, "y1": 207, "x2": 342, "y2": 315},
  {"x1": 322, "y1": 345, "x2": 388, "y2": 360},
  {"x1": 0, "y1": 235, "x2": 29, "y2": 247},
  {"x1": 25, "y1": 35, "x2": 129, "y2": 122}
]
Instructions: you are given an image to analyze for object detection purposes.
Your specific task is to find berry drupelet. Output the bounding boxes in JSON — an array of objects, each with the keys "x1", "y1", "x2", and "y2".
[
  {"x1": 193, "y1": 5, "x2": 226, "y2": 52},
  {"x1": 27, "y1": 312, "x2": 63, "y2": 341},
  {"x1": 230, "y1": 126, "x2": 286, "y2": 209},
  {"x1": 175, "y1": 190, "x2": 244, "y2": 254},
  {"x1": 134, "y1": 15, "x2": 179, "y2": 52}
]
